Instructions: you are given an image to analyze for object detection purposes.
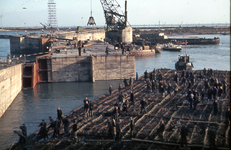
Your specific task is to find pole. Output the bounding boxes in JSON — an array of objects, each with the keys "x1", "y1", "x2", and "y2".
[{"x1": 125, "y1": 0, "x2": 127, "y2": 27}]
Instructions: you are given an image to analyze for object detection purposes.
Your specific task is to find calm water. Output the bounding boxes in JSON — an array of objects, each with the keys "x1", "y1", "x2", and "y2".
[{"x1": 0, "y1": 33, "x2": 230, "y2": 149}]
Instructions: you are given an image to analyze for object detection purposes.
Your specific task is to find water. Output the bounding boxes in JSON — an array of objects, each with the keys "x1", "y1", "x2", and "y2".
[{"x1": 0, "y1": 32, "x2": 230, "y2": 149}]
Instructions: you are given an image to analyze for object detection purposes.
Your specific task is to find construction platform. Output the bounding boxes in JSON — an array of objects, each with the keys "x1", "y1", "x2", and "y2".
[{"x1": 10, "y1": 69, "x2": 230, "y2": 150}]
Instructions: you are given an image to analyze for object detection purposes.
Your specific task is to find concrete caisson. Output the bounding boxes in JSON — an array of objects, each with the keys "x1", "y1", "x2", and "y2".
[{"x1": 0, "y1": 64, "x2": 22, "y2": 118}]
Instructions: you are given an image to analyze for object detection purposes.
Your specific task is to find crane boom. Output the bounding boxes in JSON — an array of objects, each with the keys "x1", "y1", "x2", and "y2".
[{"x1": 100, "y1": 0, "x2": 128, "y2": 31}]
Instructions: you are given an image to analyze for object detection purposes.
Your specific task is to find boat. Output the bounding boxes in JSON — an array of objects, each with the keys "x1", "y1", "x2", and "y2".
[
  {"x1": 175, "y1": 55, "x2": 193, "y2": 70},
  {"x1": 162, "y1": 43, "x2": 182, "y2": 51}
]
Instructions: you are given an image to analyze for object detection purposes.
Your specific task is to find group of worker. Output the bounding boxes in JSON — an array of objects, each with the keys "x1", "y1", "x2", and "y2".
[{"x1": 15, "y1": 68, "x2": 229, "y2": 149}]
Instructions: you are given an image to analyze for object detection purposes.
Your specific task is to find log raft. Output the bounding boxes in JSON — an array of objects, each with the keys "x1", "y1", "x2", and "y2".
[{"x1": 9, "y1": 69, "x2": 230, "y2": 150}]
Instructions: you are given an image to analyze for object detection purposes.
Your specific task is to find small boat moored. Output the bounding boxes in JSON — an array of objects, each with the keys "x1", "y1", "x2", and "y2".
[{"x1": 162, "y1": 43, "x2": 182, "y2": 51}]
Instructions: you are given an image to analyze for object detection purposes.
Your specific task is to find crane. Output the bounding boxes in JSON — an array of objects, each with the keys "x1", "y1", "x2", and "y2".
[{"x1": 100, "y1": 0, "x2": 129, "y2": 31}]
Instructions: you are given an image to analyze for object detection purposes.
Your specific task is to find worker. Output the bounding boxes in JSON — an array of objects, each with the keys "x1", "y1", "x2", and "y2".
[
  {"x1": 38, "y1": 119, "x2": 48, "y2": 140},
  {"x1": 113, "y1": 106, "x2": 119, "y2": 122},
  {"x1": 193, "y1": 90, "x2": 199, "y2": 110},
  {"x1": 72, "y1": 120, "x2": 78, "y2": 142},
  {"x1": 89, "y1": 101, "x2": 93, "y2": 117},
  {"x1": 83, "y1": 97, "x2": 89, "y2": 116},
  {"x1": 130, "y1": 91, "x2": 134, "y2": 105},
  {"x1": 130, "y1": 117, "x2": 135, "y2": 138},
  {"x1": 15, "y1": 124, "x2": 27, "y2": 147},
  {"x1": 123, "y1": 100, "x2": 129, "y2": 113},
  {"x1": 140, "y1": 98, "x2": 147, "y2": 113},
  {"x1": 47, "y1": 116, "x2": 55, "y2": 132},
  {"x1": 159, "y1": 85, "x2": 165, "y2": 98},
  {"x1": 53, "y1": 118, "x2": 61, "y2": 138},
  {"x1": 105, "y1": 45, "x2": 109, "y2": 55},
  {"x1": 84, "y1": 100, "x2": 89, "y2": 118},
  {"x1": 62, "y1": 116, "x2": 69, "y2": 135},
  {"x1": 109, "y1": 84, "x2": 112, "y2": 95},
  {"x1": 116, "y1": 119, "x2": 122, "y2": 141},
  {"x1": 124, "y1": 78, "x2": 128, "y2": 87},
  {"x1": 180, "y1": 124, "x2": 188, "y2": 148},
  {"x1": 157, "y1": 120, "x2": 165, "y2": 140},
  {"x1": 208, "y1": 126, "x2": 216, "y2": 150},
  {"x1": 57, "y1": 107, "x2": 63, "y2": 123},
  {"x1": 107, "y1": 118, "x2": 113, "y2": 138},
  {"x1": 144, "y1": 70, "x2": 148, "y2": 80},
  {"x1": 213, "y1": 99, "x2": 218, "y2": 115},
  {"x1": 78, "y1": 46, "x2": 82, "y2": 56}
]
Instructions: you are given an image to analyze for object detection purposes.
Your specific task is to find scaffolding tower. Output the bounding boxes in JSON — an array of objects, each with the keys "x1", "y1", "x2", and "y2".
[{"x1": 48, "y1": 0, "x2": 58, "y2": 27}]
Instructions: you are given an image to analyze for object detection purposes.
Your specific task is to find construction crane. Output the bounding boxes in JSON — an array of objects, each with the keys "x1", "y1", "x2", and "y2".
[
  {"x1": 100, "y1": 0, "x2": 129, "y2": 31},
  {"x1": 40, "y1": 22, "x2": 47, "y2": 29}
]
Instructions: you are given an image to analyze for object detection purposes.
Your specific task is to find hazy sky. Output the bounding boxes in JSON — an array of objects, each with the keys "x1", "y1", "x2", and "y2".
[{"x1": 0, "y1": 0, "x2": 230, "y2": 27}]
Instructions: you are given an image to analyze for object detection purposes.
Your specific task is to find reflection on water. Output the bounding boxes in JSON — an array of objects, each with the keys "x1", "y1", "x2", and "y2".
[{"x1": 0, "y1": 80, "x2": 122, "y2": 149}]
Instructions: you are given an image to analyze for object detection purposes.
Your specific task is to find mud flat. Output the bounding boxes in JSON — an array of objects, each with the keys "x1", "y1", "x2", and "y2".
[{"x1": 8, "y1": 69, "x2": 230, "y2": 150}]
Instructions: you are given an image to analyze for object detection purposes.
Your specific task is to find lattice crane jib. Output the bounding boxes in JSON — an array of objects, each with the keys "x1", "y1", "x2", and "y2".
[{"x1": 100, "y1": 0, "x2": 127, "y2": 31}]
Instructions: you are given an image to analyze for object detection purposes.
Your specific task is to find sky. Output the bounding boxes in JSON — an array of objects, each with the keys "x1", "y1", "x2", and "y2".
[{"x1": 0, "y1": 0, "x2": 230, "y2": 27}]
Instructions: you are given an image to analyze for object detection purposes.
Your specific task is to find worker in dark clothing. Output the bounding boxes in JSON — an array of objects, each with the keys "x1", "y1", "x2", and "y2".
[
  {"x1": 124, "y1": 78, "x2": 128, "y2": 87},
  {"x1": 109, "y1": 84, "x2": 112, "y2": 95},
  {"x1": 193, "y1": 90, "x2": 199, "y2": 110},
  {"x1": 212, "y1": 86, "x2": 218, "y2": 100},
  {"x1": 208, "y1": 126, "x2": 216, "y2": 150},
  {"x1": 181, "y1": 77, "x2": 186, "y2": 86},
  {"x1": 180, "y1": 124, "x2": 188, "y2": 148},
  {"x1": 207, "y1": 87, "x2": 213, "y2": 101},
  {"x1": 57, "y1": 107, "x2": 63, "y2": 123},
  {"x1": 152, "y1": 80, "x2": 156, "y2": 92},
  {"x1": 213, "y1": 99, "x2": 218, "y2": 115},
  {"x1": 116, "y1": 119, "x2": 122, "y2": 141},
  {"x1": 167, "y1": 83, "x2": 172, "y2": 96},
  {"x1": 188, "y1": 80, "x2": 192, "y2": 89},
  {"x1": 130, "y1": 117, "x2": 135, "y2": 138},
  {"x1": 105, "y1": 45, "x2": 109, "y2": 55},
  {"x1": 16, "y1": 124, "x2": 27, "y2": 147},
  {"x1": 38, "y1": 119, "x2": 48, "y2": 140},
  {"x1": 149, "y1": 72, "x2": 153, "y2": 81},
  {"x1": 89, "y1": 101, "x2": 93, "y2": 117},
  {"x1": 83, "y1": 97, "x2": 89, "y2": 117},
  {"x1": 113, "y1": 106, "x2": 120, "y2": 122},
  {"x1": 159, "y1": 85, "x2": 165, "y2": 98},
  {"x1": 157, "y1": 120, "x2": 165, "y2": 140},
  {"x1": 72, "y1": 120, "x2": 78, "y2": 142},
  {"x1": 144, "y1": 70, "x2": 148, "y2": 80},
  {"x1": 78, "y1": 46, "x2": 82, "y2": 56},
  {"x1": 47, "y1": 116, "x2": 55, "y2": 131},
  {"x1": 53, "y1": 118, "x2": 60, "y2": 138},
  {"x1": 201, "y1": 86, "x2": 205, "y2": 101},
  {"x1": 218, "y1": 86, "x2": 223, "y2": 98},
  {"x1": 174, "y1": 72, "x2": 178, "y2": 84},
  {"x1": 140, "y1": 98, "x2": 147, "y2": 113},
  {"x1": 107, "y1": 118, "x2": 113, "y2": 138},
  {"x1": 181, "y1": 69, "x2": 185, "y2": 78},
  {"x1": 130, "y1": 91, "x2": 134, "y2": 105},
  {"x1": 123, "y1": 100, "x2": 129, "y2": 112},
  {"x1": 84, "y1": 100, "x2": 89, "y2": 118},
  {"x1": 62, "y1": 116, "x2": 69, "y2": 134}
]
